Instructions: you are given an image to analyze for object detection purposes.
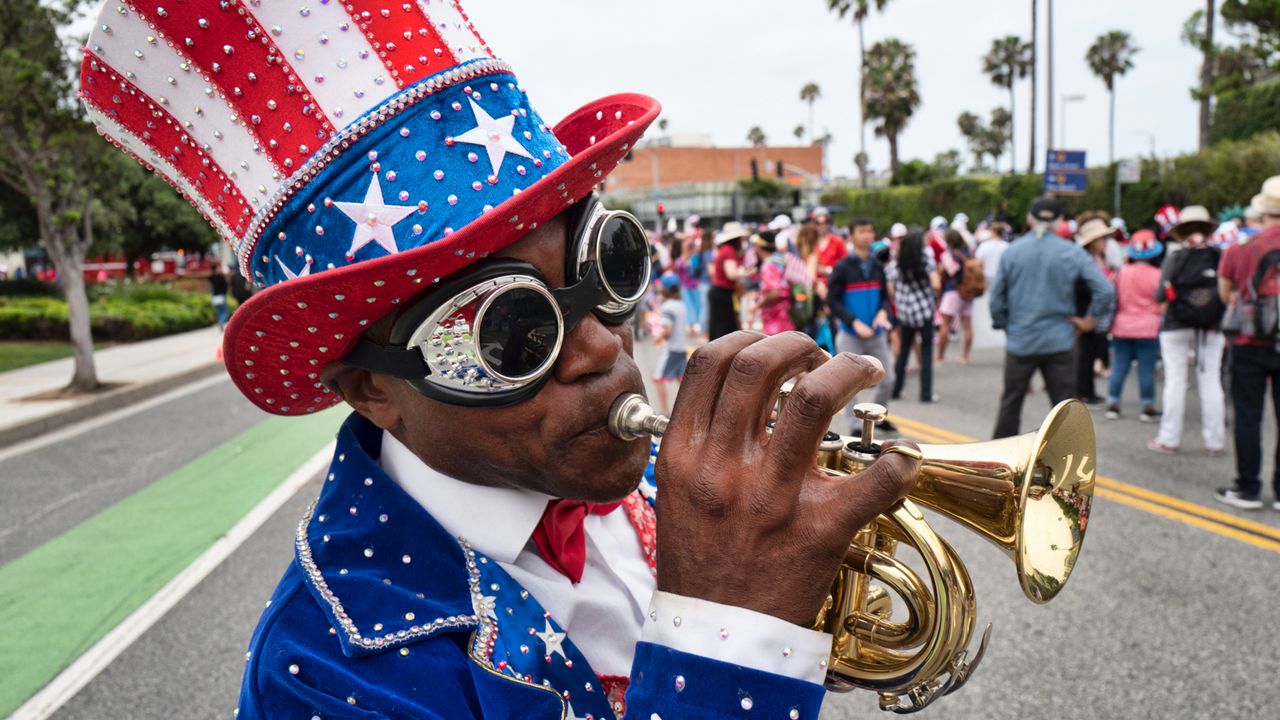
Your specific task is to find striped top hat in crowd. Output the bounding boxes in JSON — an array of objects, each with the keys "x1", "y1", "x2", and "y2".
[{"x1": 79, "y1": 0, "x2": 660, "y2": 415}]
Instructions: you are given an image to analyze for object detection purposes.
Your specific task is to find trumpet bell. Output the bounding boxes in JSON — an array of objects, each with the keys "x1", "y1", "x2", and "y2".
[{"x1": 906, "y1": 399, "x2": 1095, "y2": 604}]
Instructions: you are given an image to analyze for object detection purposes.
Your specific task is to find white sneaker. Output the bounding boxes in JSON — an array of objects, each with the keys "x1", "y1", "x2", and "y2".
[{"x1": 1215, "y1": 487, "x2": 1263, "y2": 510}]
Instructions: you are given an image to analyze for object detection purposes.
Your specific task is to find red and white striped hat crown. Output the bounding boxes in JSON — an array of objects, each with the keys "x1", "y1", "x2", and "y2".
[{"x1": 80, "y1": 0, "x2": 660, "y2": 415}]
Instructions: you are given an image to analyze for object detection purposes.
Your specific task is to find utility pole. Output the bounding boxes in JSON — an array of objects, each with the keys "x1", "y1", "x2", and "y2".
[
  {"x1": 1029, "y1": 0, "x2": 1038, "y2": 174},
  {"x1": 1047, "y1": 0, "x2": 1055, "y2": 150}
]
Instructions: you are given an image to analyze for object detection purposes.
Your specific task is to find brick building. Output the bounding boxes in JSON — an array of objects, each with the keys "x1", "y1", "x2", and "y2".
[{"x1": 604, "y1": 144, "x2": 824, "y2": 193}]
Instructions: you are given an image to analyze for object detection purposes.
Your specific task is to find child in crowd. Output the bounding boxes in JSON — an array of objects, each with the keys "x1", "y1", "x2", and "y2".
[{"x1": 652, "y1": 272, "x2": 688, "y2": 415}]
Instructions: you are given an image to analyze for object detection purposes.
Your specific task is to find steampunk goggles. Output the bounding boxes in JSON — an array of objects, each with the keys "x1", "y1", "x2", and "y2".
[{"x1": 344, "y1": 195, "x2": 651, "y2": 406}]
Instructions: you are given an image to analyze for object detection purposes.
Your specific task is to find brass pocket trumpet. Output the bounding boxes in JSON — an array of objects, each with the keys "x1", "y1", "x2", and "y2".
[{"x1": 608, "y1": 391, "x2": 1095, "y2": 714}]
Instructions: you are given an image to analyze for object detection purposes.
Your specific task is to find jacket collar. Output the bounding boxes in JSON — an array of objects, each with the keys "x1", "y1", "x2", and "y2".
[
  {"x1": 379, "y1": 429, "x2": 550, "y2": 565},
  {"x1": 295, "y1": 412, "x2": 482, "y2": 657}
]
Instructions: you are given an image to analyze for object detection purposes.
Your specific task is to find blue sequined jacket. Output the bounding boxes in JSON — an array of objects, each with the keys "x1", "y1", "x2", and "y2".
[{"x1": 235, "y1": 413, "x2": 826, "y2": 719}]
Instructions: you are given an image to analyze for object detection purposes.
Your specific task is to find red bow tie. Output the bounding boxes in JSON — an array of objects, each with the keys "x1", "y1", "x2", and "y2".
[{"x1": 531, "y1": 499, "x2": 623, "y2": 584}]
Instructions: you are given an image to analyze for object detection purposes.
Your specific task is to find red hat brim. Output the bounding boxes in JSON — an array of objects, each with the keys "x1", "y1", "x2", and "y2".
[{"x1": 222, "y1": 93, "x2": 660, "y2": 416}]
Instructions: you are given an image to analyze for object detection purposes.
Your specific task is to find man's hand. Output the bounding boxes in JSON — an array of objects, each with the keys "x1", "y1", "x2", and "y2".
[
  {"x1": 654, "y1": 331, "x2": 919, "y2": 627},
  {"x1": 853, "y1": 319, "x2": 876, "y2": 339},
  {"x1": 872, "y1": 311, "x2": 893, "y2": 333},
  {"x1": 1069, "y1": 316, "x2": 1098, "y2": 334}
]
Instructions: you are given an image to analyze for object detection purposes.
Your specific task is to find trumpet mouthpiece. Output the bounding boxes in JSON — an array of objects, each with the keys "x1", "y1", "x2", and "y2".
[{"x1": 608, "y1": 393, "x2": 669, "y2": 441}]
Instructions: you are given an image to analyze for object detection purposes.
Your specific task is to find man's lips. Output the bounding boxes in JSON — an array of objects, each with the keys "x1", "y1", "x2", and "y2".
[{"x1": 569, "y1": 380, "x2": 645, "y2": 440}]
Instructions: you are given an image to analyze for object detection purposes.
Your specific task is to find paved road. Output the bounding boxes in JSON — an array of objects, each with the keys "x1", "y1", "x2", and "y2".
[{"x1": 7, "y1": 340, "x2": 1280, "y2": 719}]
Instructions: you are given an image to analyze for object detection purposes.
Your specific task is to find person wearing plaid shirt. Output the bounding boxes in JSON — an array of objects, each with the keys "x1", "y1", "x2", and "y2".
[{"x1": 887, "y1": 231, "x2": 941, "y2": 403}]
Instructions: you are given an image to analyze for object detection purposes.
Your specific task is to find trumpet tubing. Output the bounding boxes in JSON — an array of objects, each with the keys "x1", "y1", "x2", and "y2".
[{"x1": 608, "y1": 392, "x2": 1096, "y2": 714}]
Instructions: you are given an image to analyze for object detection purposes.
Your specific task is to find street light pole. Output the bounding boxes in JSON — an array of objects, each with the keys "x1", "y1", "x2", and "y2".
[
  {"x1": 1047, "y1": 0, "x2": 1055, "y2": 152},
  {"x1": 1061, "y1": 94, "x2": 1085, "y2": 148},
  {"x1": 648, "y1": 150, "x2": 662, "y2": 235},
  {"x1": 1134, "y1": 129, "x2": 1157, "y2": 158}
]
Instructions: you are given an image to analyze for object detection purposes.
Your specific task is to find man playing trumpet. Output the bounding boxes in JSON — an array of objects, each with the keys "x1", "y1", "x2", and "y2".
[{"x1": 80, "y1": 1, "x2": 917, "y2": 716}]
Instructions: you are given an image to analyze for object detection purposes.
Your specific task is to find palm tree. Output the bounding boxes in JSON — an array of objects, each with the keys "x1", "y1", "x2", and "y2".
[
  {"x1": 958, "y1": 111, "x2": 984, "y2": 170},
  {"x1": 826, "y1": 0, "x2": 891, "y2": 188},
  {"x1": 747, "y1": 126, "x2": 768, "y2": 147},
  {"x1": 987, "y1": 107, "x2": 1013, "y2": 168},
  {"x1": 793, "y1": 125, "x2": 806, "y2": 142},
  {"x1": 862, "y1": 38, "x2": 920, "y2": 177},
  {"x1": 658, "y1": 118, "x2": 670, "y2": 134},
  {"x1": 1086, "y1": 30, "x2": 1140, "y2": 165},
  {"x1": 983, "y1": 35, "x2": 1033, "y2": 173},
  {"x1": 799, "y1": 82, "x2": 822, "y2": 142}
]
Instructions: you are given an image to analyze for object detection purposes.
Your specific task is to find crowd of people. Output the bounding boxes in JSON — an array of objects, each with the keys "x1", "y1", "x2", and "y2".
[{"x1": 642, "y1": 174, "x2": 1280, "y2": 512}]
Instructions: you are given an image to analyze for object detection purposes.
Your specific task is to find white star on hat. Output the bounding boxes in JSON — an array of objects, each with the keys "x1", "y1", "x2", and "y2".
[
  {"x1": 534, "y1": 619, "x2": 567, "y2": 660},
  {"x1": 335, "y1": 174, "x2": 417, "y2": 259},
  {"x1": 275, "y1": 253, "x2": 313, "y2": 281},
  {"x1": 454, "y1": 97, "x2": 534, "y2": 175}
]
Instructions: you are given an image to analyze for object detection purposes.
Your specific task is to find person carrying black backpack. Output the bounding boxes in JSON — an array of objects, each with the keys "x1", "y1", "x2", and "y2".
[
  {"x1": 1148, "y1": 206, "x2": 1227, "y2": 456},
  {"x1": 1217, "y1": 177, "x2": 1280, "y2": 510}
]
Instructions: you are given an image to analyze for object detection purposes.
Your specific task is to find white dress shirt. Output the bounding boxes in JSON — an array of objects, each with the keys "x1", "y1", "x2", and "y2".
[{"x1": 379, "y1": 430, "x2": 832, "y2": 684}]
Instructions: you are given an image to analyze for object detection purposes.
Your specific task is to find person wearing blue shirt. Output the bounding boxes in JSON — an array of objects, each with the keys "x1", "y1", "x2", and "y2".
[
  {"x1": 990, "y1": 198, "x2": 1117, "y2": 438},
  {"x1": 827, "y1": 218, "x2": 897, "y2": 433}
]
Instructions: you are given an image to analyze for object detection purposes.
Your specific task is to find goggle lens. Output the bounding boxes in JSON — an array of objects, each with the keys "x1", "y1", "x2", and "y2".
[
  {"x1": 477, "y1": 287, "x2": 560, "y2": 380},
  {"x1": 597, "y1": 214, "x2": 650, "y2": 303}
]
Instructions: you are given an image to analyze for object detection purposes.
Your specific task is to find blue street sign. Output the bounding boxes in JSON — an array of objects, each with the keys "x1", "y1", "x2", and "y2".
[
  {"x1": 1044, "y1": 171, "x2": 1088, "y2": 195},
  {"x1": 1046, "y1": 149, "x2": 1087, "y2": 172}
]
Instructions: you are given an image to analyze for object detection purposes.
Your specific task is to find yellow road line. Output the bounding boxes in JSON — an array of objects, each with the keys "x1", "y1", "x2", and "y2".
[
  {"x1": 887, "y1": 413, "x2": 1280, "y2": 552},
  {"x1": 1096, "y1": 488, "x2": 1280, "y2": 554}
]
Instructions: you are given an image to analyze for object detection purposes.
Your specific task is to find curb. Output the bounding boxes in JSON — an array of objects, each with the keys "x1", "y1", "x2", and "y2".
[{"x1": 0, "y1": 362, "x2": 227, "y2": 449}]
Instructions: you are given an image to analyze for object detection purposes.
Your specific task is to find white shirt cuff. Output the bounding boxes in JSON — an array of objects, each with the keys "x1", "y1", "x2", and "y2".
[{"x1": 641, "y1": 591, "x2": 832, "y2": 685}]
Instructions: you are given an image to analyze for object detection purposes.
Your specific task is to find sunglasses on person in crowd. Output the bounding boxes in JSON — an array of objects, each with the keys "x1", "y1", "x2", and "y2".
[{"x1": 344, "y1": 194, "x2": 651, "y2": 406}]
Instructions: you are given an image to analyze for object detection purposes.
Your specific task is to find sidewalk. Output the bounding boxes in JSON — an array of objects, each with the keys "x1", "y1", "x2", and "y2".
[{"x1": 0, "y1": 326, "x2": 226, "y2": 447}]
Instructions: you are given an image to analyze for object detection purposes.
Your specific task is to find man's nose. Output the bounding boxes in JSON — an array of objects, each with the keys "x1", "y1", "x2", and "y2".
[{"x1": 553, "y1": 312, "x2": 623, "y2": 384}]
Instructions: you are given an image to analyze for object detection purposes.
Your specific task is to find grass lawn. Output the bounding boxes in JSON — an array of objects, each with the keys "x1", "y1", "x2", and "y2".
[{"x1": 0, "y1": 342, "x2": 100, "y2": 373}]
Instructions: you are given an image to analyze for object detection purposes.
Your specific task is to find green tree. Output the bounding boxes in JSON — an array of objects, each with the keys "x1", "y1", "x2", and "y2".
[
  {"x1": 863, "y1": 38, "x2": 921, "y2": 178},
  {"x1": 96, "y1": 156, "x2": 219, "y2": 275},
  {"x1": 934, "y1": 150, "x2": 962, "y2": 178},
  {"x1": 986, "y1": 108, "x2": 1014, "y2": 168},
  {"x1": 959, "y1": 109, "x2": 1012, "y2": 172},
  {"x1": 747, "y1": 126, "x2": 768, "y2": 147},
  {"x1": 658, "y1": 118, "x2": 670, "y2": 134},
  {"x1": 1087, "y1": 30, "x2": 1140, "y2": 166},
  {"x1": 826, "y1": 0, "x2": 892, "y2": 188},
  {"x1": 1221, "y1": 0, "x2": 1280, "y2": 63},
  {"x1": 794, "y1": 125, "x2": 806, "y2": 142},
  {"x1": 0, "y1": 0, "x2": 109, "y2": 391},
  {"x1": 800, "y1": 82, "x2": 822, "y2": 143},
  {"x1": 983, "y1": 35, "x2": 1034, "y2": 173},
  {"x1": 958, "y1": 112, "x2": 986, "y2": 170}
]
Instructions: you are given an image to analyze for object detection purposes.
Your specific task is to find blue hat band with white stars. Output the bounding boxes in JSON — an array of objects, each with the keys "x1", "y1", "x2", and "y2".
[{"x1": 252, "y1": 61, "x2": 569, "y2": 289}]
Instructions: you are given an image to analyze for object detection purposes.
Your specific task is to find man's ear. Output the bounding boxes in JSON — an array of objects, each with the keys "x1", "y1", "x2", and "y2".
[{"x1": 322, "y1": 363, "x2": 404, "y2": 431}]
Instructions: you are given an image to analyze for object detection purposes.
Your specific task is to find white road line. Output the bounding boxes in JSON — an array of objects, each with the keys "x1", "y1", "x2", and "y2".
[
  {"x1": 0, "y1": 374, "x2": 229, "y2": 465},
  {"x1": 6, "y1": 441, "x2": 335, "y2": 720}
]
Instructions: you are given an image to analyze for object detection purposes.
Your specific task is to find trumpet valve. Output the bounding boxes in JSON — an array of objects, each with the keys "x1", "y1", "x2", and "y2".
[{"x1": 852, "y1": 403, "x2": 887, "y2": 450}]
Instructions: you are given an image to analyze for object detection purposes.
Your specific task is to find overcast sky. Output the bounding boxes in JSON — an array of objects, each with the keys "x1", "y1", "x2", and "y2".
[
  {"x1": 68, "y1": 0, "x2": 1213, "y2": 179},
  {"x1": 465, "y1": 0, "x2": 1210, "y2": 178}
]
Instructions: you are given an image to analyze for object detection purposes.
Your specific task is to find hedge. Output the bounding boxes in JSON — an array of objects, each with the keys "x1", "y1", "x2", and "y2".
[
  {"x1": 0, "y1": 279, "x2": 61, "y2": 298},
  {"x1": 822, "y1": 175, "x2": 1042, "y2": 231},
  {"x1": 824, "y1": 133, "x2": 1280, "y2": 232},
  {"x1": 0, "y1": 284, "x2": 229, "y2": 342},
  {"x1": 1211, "y1": 80, "x2": 1280, "y2": 145}
]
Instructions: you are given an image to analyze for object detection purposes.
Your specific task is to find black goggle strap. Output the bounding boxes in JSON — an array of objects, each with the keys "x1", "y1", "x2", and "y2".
[
  {"x1": 342, "y1": 261, "x2": 612, "y2": 382},
  {"x1": 343, "y1": 336, "x2": 431, "y2": 380}
]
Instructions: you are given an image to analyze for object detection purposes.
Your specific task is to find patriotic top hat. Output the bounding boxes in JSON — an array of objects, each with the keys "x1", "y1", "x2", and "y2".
[{"x1": 80, "y1": 0, "x2": 660, "y2": 415}]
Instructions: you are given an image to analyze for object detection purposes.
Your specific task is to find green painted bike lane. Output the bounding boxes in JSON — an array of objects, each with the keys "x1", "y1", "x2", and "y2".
[{"x1": 0, "y1": 407, "x2": 345, "y2": 716}]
